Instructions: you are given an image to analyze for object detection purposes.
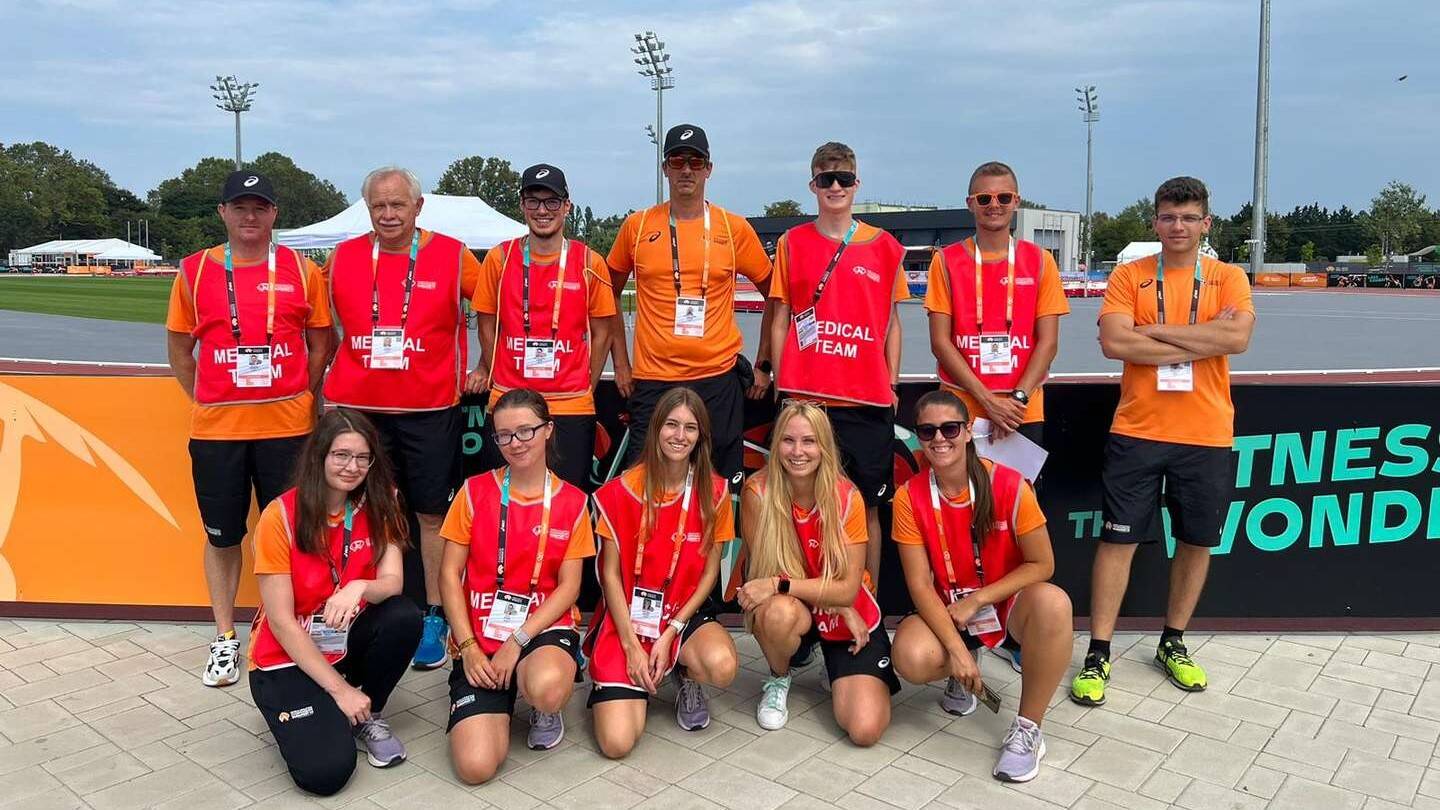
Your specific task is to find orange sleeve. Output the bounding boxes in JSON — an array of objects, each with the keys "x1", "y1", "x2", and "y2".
[
  {"x1": 564, "y1": 505, "x2": 597, "y2": 559},
  {"x1": 712, "y1": 487, "x2": 736, "y2": 543},
  {"x1": 891, "y1": 262, "x2": 911, "y2": 304},
  {"x1": 303, "y1": 259, "x2": 332, "y2": 328},
  {"x1": 586, "y1": 250, "x2": 618, "y2": 318},
  {"x1": 841, "y1": 488, "x2": 867, "y2": 544},
  {"x1": 1098, "y1": 262, "x2": 1137, "y2": 320},
  {"x1": 439, "y1": 484, "x2": 473, "y2": 545},
  {"x1": 251, "y1": 501, "x2": 293, "y2": 575},
  {"x1": 470, "y1": 246, "x2": 505, "y2": 315},
  {"x1": 923, "y1": 251, "x2": 951, "y2": 315},
  {"x1": 1220, "y1": 263, "x2": 1255, "y2": 315},
  {"x1": 165, "y1": 270, "x2": 197, "y2": 333},
  {"x1": 768, "y1": 233, "x2": 790, "y2": 304},
  {"x1": 731, "y1": 214, "x2": 773, "y2": 285},
  {"x1": 891, "y1": 487, "x2": 923, "y2": 545},
  {"x1": 459, "y1": 248, "x2": 484, "y2": 302},
  {"x1": 1014, "y1": 480, "x2": 1047, "y2": 536},
  {"x1": 607, "y1": 213, "x2": 640, "y2": 275},
  {"x1": 1035, "y1": 251, "x2": 1070, "y2": 318}
]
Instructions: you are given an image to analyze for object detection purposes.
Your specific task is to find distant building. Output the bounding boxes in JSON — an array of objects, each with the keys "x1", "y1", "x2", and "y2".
[{"x1": 852, "y1": 201, "x2": 938, "y2": 214}]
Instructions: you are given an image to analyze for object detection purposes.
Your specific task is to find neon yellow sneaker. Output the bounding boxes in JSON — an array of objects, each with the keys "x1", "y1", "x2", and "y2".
[
  {"x1": 1069, "y1": 653, "x2": 1111, "y2": 706},
  {"x1": 1155, "y1": 638, "x2": 1207, "y2": 692}
]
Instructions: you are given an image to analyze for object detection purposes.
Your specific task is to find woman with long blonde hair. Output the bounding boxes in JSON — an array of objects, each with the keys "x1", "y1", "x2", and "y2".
[{"x1": 737, "y1": 401, "x2": 897, "y2": 746}]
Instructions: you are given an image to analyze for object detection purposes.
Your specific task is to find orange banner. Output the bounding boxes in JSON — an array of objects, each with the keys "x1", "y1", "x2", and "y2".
[
  {"x1": 1254, "y1": 272, "x2": 1290, "y2": 287},
  {"x1": 1290, "y1": 272, "x2": 1328, "y2": 288}
]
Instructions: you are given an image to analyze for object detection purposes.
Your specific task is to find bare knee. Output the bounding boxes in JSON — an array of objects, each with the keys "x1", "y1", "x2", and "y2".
[
  {"x1": 845, "y1": 716, "x2": 889, "y2": 748},
  {"x1": 696, "y1": 645, "x2": 738, "y2": 688},
  {"x1": 756, "y1": 595, "x2": 806, "y2": 638},
  {"x1": 892, "y1": 641, "x2": 943, "y2": 685},
  {"x1": 596, "y1": 726, "x2": 639, "y2": 760},
  {"x1": 524, "y1": 669, "x2": 574, "y2": 714},
  {"x1": 453, "y1": 753, "x2": 500, "y2": 786}
]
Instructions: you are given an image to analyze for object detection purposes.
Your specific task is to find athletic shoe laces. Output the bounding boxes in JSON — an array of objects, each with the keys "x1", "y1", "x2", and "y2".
[
  {"x1": 531, "y1": 710, "x2": 561, "y2": 732},
  {"x1": 1001, "y1": 720, "x2": 1040, "y2": 755},
  {"x1": 1078, "y1": 654, "x2": 1106, "y2": 680},
  {"x1": 761, "y1": 677, "x2": 788, "y2": 711},
  {"x1": 1162, "y1": 641, "x2": 1196, "y2": 668},
  {"x1": 209, "y1": 637, "x2": 238, "y2": 666},
  {"x1": 678, "y1": 678, "x2": 705, "y2": 714},
  {"x1": 359, "y1": 716, "x2": 393, "y2": 742}
]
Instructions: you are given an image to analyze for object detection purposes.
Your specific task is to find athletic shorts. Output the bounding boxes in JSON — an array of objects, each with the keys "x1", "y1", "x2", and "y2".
[
  {"x1": 446, "y1": 628, "x2": 581, "y2": 730},
  {"x1": 626, "y1": 368, "x2": 745, "y2": 489},
  {"x1": 587, "y1": 599, "x2": 722, "y2": 705},
  {"x1": 189, "y1": 435, "x2": 306, "y2": 548},
  {"x1": 790, "y1": 624, "x2": 901, "y2": 695},
  {"x1": 364, "y1": 407, "x2": 462, "y2": 515},
  {"x1": 826, "y1": 405, "x2": 896, "y2": 506},
  {"x1": 479, "y1": 413, "x2": 596, "y2": 493},
  {"x1": 1100, "y1": 434, "x2": 1234, "y2": 548}
]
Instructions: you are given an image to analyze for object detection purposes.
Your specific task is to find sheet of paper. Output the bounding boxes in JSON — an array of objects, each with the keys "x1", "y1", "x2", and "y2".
[{"x1": 972, "y1": 418, "x2": 1048, "y2": 482}]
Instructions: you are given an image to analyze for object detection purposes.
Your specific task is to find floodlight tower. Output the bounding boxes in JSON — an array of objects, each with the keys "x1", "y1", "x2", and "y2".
[
  {"x1": 211, "y1": 75, "x2": 259, "y2": 169},
  {"x1": 632, "y1": 32, "x2": 674, "y2": 205},
  {"x1": 1076, "y1": 86, "x2": 1099, "y2": 271}
]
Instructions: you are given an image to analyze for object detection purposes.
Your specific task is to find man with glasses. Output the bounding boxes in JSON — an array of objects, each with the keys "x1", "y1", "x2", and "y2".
[
  {"x1": 473, "y1": 163, "x2": 618, "y2": 489},
  {"x1": 765, "y1": 141, "x2": 908, "y2": 581},
  {"x1": 608, "y1": 124, "x2": 775, "y2": 487},
  {"x1": 1071, "y1": 176, "x2": 1254, "y2": 708},
  {"x1": 324, "y1": 165, "x2": 485, "y2": 670}
]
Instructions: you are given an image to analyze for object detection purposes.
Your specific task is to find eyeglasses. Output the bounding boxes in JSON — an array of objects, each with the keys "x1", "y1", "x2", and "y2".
[
  {"x1": 915, "y1": 421, "x2": 967, "y2": 442},
  {"x1": 521, "y1": 197, "x2": 565, "y2": 212},
  {"x1": 968, "y1": 193, "x2": 1016, "y2": 207},
  {"x1": 493, "y1": 422, "x2": 551, "y2": 446},
  {"x1": 812, "y1": 171, "x2": 857, "y2": 189},
  {"x1": 665, "y1": 155, "x2": 709, "y2": 171},
  {"x1": 1155, "y1": 213, "x2": 1206, "y2": 226},
  {"x1": 328, "y1": 450, "x2": 374, "y2": 469}
]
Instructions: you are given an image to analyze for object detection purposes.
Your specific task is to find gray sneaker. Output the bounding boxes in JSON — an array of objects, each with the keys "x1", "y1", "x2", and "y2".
[
  {"x1": 354, "y1": 714, "x2": 406, "y2": 768},
  {"x1": 993, "y1": 716, "x2": 1046, "y2": 783},
  {"x1": 527, "y1": 709, "x2": 565, "y2": 750},
  {"x1": 674, "y1": 670, "x2": 711, "y2": 731},
  {"x1": 940, "y1": 677, "x2": 978, "y2": 716}
]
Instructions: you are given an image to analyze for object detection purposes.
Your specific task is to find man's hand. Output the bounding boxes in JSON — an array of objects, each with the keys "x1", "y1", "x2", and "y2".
[
  {"x1": 464, "y1": 364, "x2": 490, "y2": 394},
  {"x1": 983, "y1": 393, "x2": 1026, "y2": 438}
]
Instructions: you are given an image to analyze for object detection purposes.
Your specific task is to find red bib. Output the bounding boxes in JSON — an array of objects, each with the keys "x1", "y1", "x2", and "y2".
[
  {"x1": 488, "y1": 238, "x2": 595, "y2": 399},
  {"x1": 936, "y1": 238, "x2": 1045, "y2": 393}
]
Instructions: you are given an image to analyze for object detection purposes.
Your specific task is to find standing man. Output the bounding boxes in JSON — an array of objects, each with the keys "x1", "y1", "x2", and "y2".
[
  {"x1": 166, "y1": 171, "x2": 333, "y2": 687},
  {"x1": 926, "y1": 162, "x2": 1069, "y2": 446},
  {"x1": 766, "y1": 141, "x2": 908, "y2": 581},
  {"x1": 608, "y1": 124, "x2": 776, "y2": 487},
  {"x1": 324, "y1": 166, "x2": 485, "y2": 670},
  {"x1": 1071, "y1": 176, "x2": 1254, "y2": 706},
  {"x1": 473, "y1": 163, "x2": 618, "y2": 490}
]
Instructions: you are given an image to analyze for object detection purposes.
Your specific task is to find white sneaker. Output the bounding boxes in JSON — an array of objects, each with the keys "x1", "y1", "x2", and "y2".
[
  {"x1": 756, "y1": 673, "x2": 792, "y2": 731},
  {"x1": 203, "y1": 633, "x2": 241, "y2": 687}
]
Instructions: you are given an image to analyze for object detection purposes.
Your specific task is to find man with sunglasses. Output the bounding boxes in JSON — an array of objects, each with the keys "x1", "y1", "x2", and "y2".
[
  {"x1": 324, "y1": 165, "x2": 486, "y2": 671},
  {"x1": 766, "y1": 141, "x2": 908, "y2": 580},
  {"x1": 473, "y1": 163, "x2": 618, "y2": 490},
  {"x1": 1071, "y1": 176, "x2": 1254, "y2": 708},
  {"x1": 608, "y1": 124, "x2": 775, "y2": 488},
  {"x1": 926, "y1": 162, "x2": 1069, "y2": 446}
]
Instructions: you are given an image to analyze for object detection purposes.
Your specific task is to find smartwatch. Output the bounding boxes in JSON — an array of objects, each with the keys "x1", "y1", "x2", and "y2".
[
  {"x1": 510, "y1": 628, "x2": 532, "y2": 649},
  {"x1": 1010, "y1": 389, "x2": 1031, "y2": 406},
  {"x1": 777, "y1": 575, "x2": 791, "y2": 595}
]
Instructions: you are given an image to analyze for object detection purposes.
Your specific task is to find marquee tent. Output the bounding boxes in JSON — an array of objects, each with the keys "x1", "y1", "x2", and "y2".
[
  {"x1": 276, "y1": 194, "x2": 526, "y2": 250},
  {"x1": 8, "y1": 238, "x2": 162, "y2": 268}
]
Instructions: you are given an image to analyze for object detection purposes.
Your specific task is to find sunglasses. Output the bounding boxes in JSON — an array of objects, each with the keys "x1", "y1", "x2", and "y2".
[
  {"x1": 915, "y1": 421, "x2": 967, "y2": 442},
  {"x1": 969, "y1": 193, "x2": 1016, "y2": 207},
  {"x1": 493, "y1": 421, "x2": 550, "y2": 446},
  {"x1": 812, "y1": 171, "x2": 857, "y2": 189},
  {"x1": 521, "y1": 197, "x2": 565, "y2": 212},
  {"x1": 665, "y1": 155, "x2": 709, "y2": 171}
]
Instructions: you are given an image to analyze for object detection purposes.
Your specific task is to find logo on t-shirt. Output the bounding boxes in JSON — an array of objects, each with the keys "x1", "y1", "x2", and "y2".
[
  {"x1": 1140, "y1": 280, "x2": 1155, "y2": 289},
  {"x1": 851, "y1": 265, "x2": 881, "y2": 284},
  {"x1": 646, "y1": 231, "x2": 662, "y2": 243}
]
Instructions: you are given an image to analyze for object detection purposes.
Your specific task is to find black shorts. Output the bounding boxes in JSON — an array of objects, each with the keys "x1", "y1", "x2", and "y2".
[
  {"x1": 1015, "y1": 421, "x2": 1044, "y2": 449},
  {"x1": 1100, "y1": 434, "x2": 1234, "y2": 548},
  {"x1": 826, "y1": 405, "x2": 895, "y2": 506},
  {"x1": 588, "y1": 598, "x2": 722, "y2": 706},
  {"x1": 189, "y1": 435, "x2": 306, "y2": 548},
  {"x1": 365, "y1": 407, "x2": 462, "y2": 515},
  {"x1": 479, "y1": 412, "x2": 596, "y2": 493},
  {"x1": 446, "y1": 628, "x2": 581, "y2": 730},
  {"x1": 790, "y1": 624, "x2": 901, "y2": 695},
  {"x1": 626, "y1": 368, "x2": 745, "y2": 486}
]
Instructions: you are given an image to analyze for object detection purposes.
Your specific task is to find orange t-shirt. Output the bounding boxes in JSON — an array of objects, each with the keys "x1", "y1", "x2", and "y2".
[
  {"x1": 166, "y1": 248, "x2": 332, "y2": 440},
  {"x1": 892, "y1": 463, "x2": 1046, "y2": 546},
  {"x1": 472, "y1": 244, "x2": 617, "y2": 416},
  {"x1": 1099, "y1": 254, "x2": 1254, "y2": 447},
  {"x1": 595, "y1": 466, "x2": 737, "y2": 543},
  {"x1": 439, "y1": 476, "x2": 596, "y2": 561},
  {"x1": 924, "y1": 246, "x2": 1069, "y2": 424},
  {"x1": 607, "y1": 203, "x2": 772, "y2": 381},
  {"x1": 770, "y1": 222, "x2": 910, "y2": 408}
]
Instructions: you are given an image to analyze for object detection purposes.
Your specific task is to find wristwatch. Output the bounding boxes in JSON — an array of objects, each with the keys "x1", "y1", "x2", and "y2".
[
  {"x1": 755, "y1": 359, "x2": 774, "y2": 375},
  {"x1": 1010, "y1": 389, "x2": 1031, "y2": 406},
  {"x1": 510, "y1": 628, "x2": 532, "y2": 649},
  {"x1": 668, "y1": 618, "x2": 687, "y2": 634},
  {"x1": 776, "y1": 574, "x2": 791, "y2": 595}
]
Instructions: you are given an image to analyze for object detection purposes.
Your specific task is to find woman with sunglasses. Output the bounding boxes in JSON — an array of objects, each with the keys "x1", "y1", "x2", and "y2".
[
  {"x1": 891, "y1": 390, "x2": 1072, "y2": 783},
  {"x1": 738, "y1": 401, "x2": 898, "y2": 745},
  {"x1": 586, "y1": 387, "x2": 739, "y2": 757},
  {"x1": 248, "y1": 409, "x2": 421, "y2": 796},
  {"x1": 438, "y1": 389, "x2": 595, "y2": 784}
]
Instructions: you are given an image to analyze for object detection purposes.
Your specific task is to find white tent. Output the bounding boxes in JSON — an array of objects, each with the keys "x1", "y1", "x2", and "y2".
[
  {"x1": 9, "y1": 238, "x2": 161, "y2": 267},
  {"x1": 277, "y1": 194, "x2": 526, "y2": 250},
  {"x1": 94, "y1": 243, "x2": 163, "y2": 262},
  {"x1": 1117, "y1": 241, "x2": 1162, "y2": 264}
]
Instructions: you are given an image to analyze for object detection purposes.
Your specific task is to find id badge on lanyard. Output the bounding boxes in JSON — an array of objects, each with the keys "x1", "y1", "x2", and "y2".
[
  {"x1": 521, "y1": 238, "x2": 567, "y2": 374},
  {"x1": 369, "y1": 327, "x2": 405, "y2": 370},
  {"x1": 978, "y1": 334, "x2": 1012, "y2": 375},
  {"x1": 932, "y1": 471, "x2": 1000, "y2": 636},
  {"x1": 797, "y1": 220, "x2": 857, "y2": 352},
  {"x1": 674, "y1": 297, "x2": 706, "y2": 337},
  {"x1": 226, "y1": 243, "x2": 277, "y2": 389},
  {"x1": 485, "y1": 469, "x2": 552, "y2": 643},
  {"x1": 307, "y1": 614, "x2": 349, "y2": 655},
  {"x1": 1154, "y1": 255, "x2": 1202, "y2": 393},
  {"x1": 483, "y1": 590, "x2": 533, "y2": 642},
  {"x1": 235, "y1": 345, "x2": 273, "y2": 388},
  {"x1": 972, "y1": 237, "x2": 1015, "y2": 377},
  {"x1": 522, "y1": 338, "x2": 559, "y2": 379},
  {"x1": 368, "y1": 231, "x2": 419, "y2": 371},
  {"x1": 950, "y1": 588, "x2": 1002, "y2": 636},
  {"x1": 1157, "y1": 362, "x2": 1194, "y2": 391},
  {"x1": 794, "y1": 306, "x2": 819, "y2": 350},
  {"x1": 629, "y1": 587, "x2": 665, "y2": 640},
  {"x1": 670, "y1": 205, "x2": 711, "y2": 338},
  {"x1": 629, "y1": 468, "x2": 693, "y2": 640}
]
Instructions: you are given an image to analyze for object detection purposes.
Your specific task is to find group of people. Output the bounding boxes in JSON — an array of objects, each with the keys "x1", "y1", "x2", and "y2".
[{"x1": 165, "y1": 124, "x2": 1255, "y2": 796}]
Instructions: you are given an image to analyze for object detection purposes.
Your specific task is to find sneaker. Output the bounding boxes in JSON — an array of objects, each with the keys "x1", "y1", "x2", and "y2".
[
  {"x1": 1155, "y1": 638, "x2": 1208, "y2": 692},
  {"x1": 527, "y1": 709, "x2": 565, "y2": 750},
  {"x1": 1069, "y1": 653, "x2": 1111, "y2": 706},
  {"x1": 940, "y1": 676, "x2": 978, "y2": 716},
  {"x1": 792, "y1": 640, "x2": 818, "y2": 668},
  {"x1": 756, "y1": 673, "x2": 792, "y2": 731},
  {"x1": 354, "y1": 714, "x2": 406, "y2": 767},
  {"x1": 990, "y1": 644, "x2": 1023, "y2": 674},
  {"x1": 674, "y1": 670, "x2": 711, "y2": 731},
  {"x1": 993, "y1": 716, "x2": 1046, "y2": 783},
  {"x1": 202, "y1": 633, "x2": 240, "y2": 687},
  {"x1": 411, "y1": 612, "x2": 448, "y2": 670}
]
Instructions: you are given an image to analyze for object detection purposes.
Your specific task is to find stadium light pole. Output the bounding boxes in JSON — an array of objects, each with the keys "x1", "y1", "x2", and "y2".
[
  {"x1": 1250, "y1": 0, "x2": 1270, "y2": 273},
  {"x1": 1076, "y1": 86, "x2": 1098, "y2": 272},
  {"x1": 211, "y1": 75, "x2": 259, "y2": 169},
  {"x1": 632, "y1": 31, "x2": 673, "y2": 205}
]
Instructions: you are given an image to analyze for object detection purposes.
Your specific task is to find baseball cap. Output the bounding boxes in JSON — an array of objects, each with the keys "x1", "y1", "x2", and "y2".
[
  {"x1": 521, "y1": 164, "x2": 568, "y2": 198},
  {"x1": 663, "y1": 124, "x2": 710, "y2": 159},
  {"x1": 220, "y1": 171, "x2": 277, "y2": 205}
]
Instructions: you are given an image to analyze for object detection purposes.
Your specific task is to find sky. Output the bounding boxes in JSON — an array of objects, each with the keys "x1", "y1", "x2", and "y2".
[{"x1": 2, "y1": 0, "x2": 1436, "y2": 220}]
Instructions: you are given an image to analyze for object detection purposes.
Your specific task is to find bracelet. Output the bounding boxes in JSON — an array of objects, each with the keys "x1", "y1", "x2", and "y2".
[{"x1": 456, "y1": 636, "x2": 477, "y2": 653}]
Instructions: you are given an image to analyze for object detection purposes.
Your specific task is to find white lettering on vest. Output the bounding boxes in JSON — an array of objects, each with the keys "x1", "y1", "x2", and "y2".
[
  {"x1": 350, "y1": 335, "x2": 426, "y2": 353},
  {"x1": 212, "y1": 344, "x2": 294, "y2": 365}
]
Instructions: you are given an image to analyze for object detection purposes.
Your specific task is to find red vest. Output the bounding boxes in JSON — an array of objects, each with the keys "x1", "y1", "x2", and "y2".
[
  {"x1": 903, "y1": 462, "x2": 1025, "y2": 648},
  {"x1": 248, "y1": 489, "x2": 378, "y2": 670},
  {"x1": 181, "y1": 246, "x2": 311, "y2": 405},
  {"x1": 461, "y1": 469, "x2": 588, "y2": 656},
  {"x1": 774, "y1": 478, "x2": 882, "y2": 641},
  {"x1": 777, "y1": 223, "x2": 904, "y2": 406},
  {"x1": 937, "y1": 238, "x2": 1045, "y2": 392},
  {"x1": 324, "y1": 230, "x2": 469, "y2": 412},
  {"x1": 488, "y1": 238, "x2": 595, "y2": 399}
]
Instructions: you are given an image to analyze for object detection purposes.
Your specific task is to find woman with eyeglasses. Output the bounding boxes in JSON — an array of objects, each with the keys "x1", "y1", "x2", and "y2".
[
  {"x1": 247, "y1": 409, "x2": 421, "y2": 797},
  {"x1": 890, "y1": 390, "x2": 1071, "y2": 783},
  {"x1": 586, "y1": 387, "x2": 739, "y2": 757},
  {"x1": 438, "y1": 389, "x2": 595, "y2": 784},
  {"x1": 737, "y1": 401, "x2": 898, "y2": 745}
]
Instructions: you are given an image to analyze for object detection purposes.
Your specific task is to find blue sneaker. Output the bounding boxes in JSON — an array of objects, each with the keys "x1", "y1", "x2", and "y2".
[
  {"x1": 991, "y1": 644, "x2": 1023, "y2": 674},
  {"x1": 412, "y1": 612, "x2": 448, "y2": 670}
]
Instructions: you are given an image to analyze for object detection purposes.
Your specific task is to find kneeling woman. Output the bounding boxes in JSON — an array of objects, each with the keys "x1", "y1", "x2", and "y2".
[
  {"x1": 249, "y1": 409, "x2": 421, "y2": 797},
  {"x1": 738, "y1": 401, "x2": 899, "y2": 746},
  {"x1": 439, "y1": 389, "x2": 595, "y2": 784},
  {"x1": 891, "y1": 390, "x2": 1072, "y2": 783},
  {"x1": 587, "y1": 387, "x2": 739, "y2": 757}
]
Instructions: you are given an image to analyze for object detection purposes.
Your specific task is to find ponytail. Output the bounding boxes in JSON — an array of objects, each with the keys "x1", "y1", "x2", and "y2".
[{"x1": 915, "y1": 389, "x2": 994, "y2": 542}]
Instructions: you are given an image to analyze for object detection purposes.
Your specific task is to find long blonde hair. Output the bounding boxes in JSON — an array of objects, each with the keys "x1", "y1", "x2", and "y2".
[{"x1": 747, "y1": 402, "x2": 850, "y2": 583}]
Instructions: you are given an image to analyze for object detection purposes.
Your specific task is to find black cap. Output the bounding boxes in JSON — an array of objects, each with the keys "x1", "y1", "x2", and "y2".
[
  {"x1": 663, "y1": 124, "x2": 710, "y2": 159},
  {"x1": 520, "y1": 164, "x2": 568, "y2": 198},
  {"x1": 220, "y1": 170, "x2": 277, "y2": 205}
]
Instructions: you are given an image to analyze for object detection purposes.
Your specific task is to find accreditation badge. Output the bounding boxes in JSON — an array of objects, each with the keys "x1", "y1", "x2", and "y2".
[
  {"x1": 483, "y1": 590, "x2": 533, "y2": 642},
  {"x1": 674, "y1": 297, "x2": 707, "y2": 338},
  {"x1": 1157, "y1": 361, "x2": 1194, "y2": 392},
  {"x1": 369, "y1": 328, "x2": 405, "y2": 370},
  {"x1": 629, "y1": 586, "x2": 665, "y2": 640},
  {"x1": 794, "y1": 307, "x2": 820, "y2": 351},
  {"x1": 522, "y1": 338, "x2": 559, "y2": 379},
  {"x1": 306, "y1": 613, "x2": 349, "y2": 655},
  {"x1": 235, "y1": 346, "x2": 273, "y2": 388},
  {"x1": 978, "y1": 333, "x2": 1013, "y2": 375},
  {"x1": 951, "y1": 588, "x2": 1002, "y2": 636}
]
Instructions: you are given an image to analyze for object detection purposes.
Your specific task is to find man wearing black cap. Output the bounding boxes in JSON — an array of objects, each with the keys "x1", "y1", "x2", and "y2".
[
  {"x1": 473, "y1": 163, "x2": 618, "y2": 488},
  {"x1": 166, "y1": 170, "x2": 334, "y2": 687},
  {"x1": 607, "y1": 124, "x2": 776, "y2": 485}
]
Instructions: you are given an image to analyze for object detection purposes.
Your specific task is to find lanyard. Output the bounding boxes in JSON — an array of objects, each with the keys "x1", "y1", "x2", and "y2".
[
  {"x1": 370, "y1": 230, "x2": 420, "y2": 328},
  {"x1": 223, "y1": 243, "x2": 277, "y2": 345},
  {"x1": 521, "y1": 237, "x2": 569, "y2": 338},
  {"x1": 330, "y1": 498, "x2": 355, "y2": 588},
  {"x1": 496, "y1": 468, "x2": 554, "y2": 591},
  {"x1": 668, "y1": 203, "x2": 712, "y2": 298},
  {"x1": 809, "y1": 220, "x2": 859, "y2": 307},
  {"x1": 972, "y1": 236, "x2": 1016, "y2": 334},
  {"x1": 634, "y1": 467, "x2": 694, "y2": 592},
  {"x1": 929, "y1": 470, "x2": 985, "y2": 587},
  {"x1": 1155, "y1": 254, "x2": 1203, "y2": 326}
]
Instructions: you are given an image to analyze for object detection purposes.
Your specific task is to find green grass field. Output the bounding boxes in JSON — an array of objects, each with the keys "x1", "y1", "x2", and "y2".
[{"x1": 0, "y1": 276, "x2": 173, "y2": 323}]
